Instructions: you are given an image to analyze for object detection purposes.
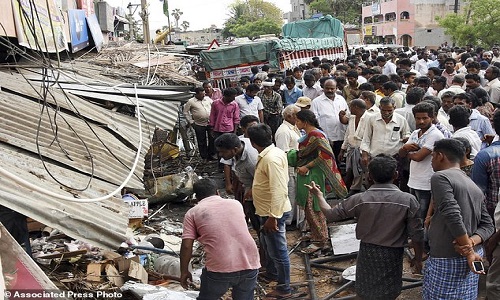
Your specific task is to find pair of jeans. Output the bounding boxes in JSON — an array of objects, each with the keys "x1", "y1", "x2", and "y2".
[
  {"x1": 198, "y1": 268, "x2": 258, "y2": 300},
  {"x1": 193, "y1": 124, "x2": 215, "y2": 159},
  {"x1": 260, "y1": 212, "x2": 291, "y2": 293},
  {"x1": 410, "y1": 188, "x2": 431, "y2": 221}
]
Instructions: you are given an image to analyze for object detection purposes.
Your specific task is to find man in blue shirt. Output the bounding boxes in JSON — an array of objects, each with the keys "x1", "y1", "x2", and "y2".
[
  {"x1": 283, "y1": 76, "x2": 303, "y2": 106},
  {"x1": 472, "y1": 110, "x2": 500, "y2": 218}
]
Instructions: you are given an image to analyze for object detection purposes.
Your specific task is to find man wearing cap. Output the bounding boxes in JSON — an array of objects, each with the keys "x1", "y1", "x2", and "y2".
[
  {"x1": 257, "y1": 80, "x2": 283, "y2": 137},
  {"x1": 295, "y1": 96, "x2": 311, "y2": 110}
]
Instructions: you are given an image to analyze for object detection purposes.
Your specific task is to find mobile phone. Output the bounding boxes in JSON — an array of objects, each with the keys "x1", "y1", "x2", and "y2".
[{"x1": 472, "y1": 261, "x2": 484, "y2": 272}]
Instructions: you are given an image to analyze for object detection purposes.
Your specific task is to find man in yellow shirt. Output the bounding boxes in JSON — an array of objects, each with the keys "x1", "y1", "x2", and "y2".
[{"x1": 247, "y1": 124, "x2": 292, "y2": 298}]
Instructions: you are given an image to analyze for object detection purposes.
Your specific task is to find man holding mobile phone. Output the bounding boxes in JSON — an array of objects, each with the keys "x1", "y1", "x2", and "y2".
[{"x1": 423, "y1": 139, "x2": 494, "y2": 300}]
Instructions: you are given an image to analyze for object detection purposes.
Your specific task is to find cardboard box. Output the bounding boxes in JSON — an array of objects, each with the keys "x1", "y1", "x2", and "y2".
[
  {"x1": 128, "y1": 259, "x2": 148, "y2": 284},
  {"x1": 86, "y1": 263, "x2": 105, "y2": 282}
]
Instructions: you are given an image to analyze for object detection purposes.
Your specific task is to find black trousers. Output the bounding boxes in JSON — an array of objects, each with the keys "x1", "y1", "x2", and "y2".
[{"x1": 193, "y1": 124, "x2": 215, "y2": 159}]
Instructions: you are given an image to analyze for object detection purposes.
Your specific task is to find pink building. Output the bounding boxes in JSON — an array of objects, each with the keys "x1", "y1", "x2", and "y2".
[{"x1": 362, "y1": 0, "x2": 464, "y2": 47}]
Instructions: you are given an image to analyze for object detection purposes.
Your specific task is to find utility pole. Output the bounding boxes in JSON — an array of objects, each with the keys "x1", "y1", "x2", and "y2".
[
  {"x1": 140, "y1": 0, "x2": 150, "y2": 43},
  {"x1": 127, "y1": 2, "x2": 140, "y2": 41}
]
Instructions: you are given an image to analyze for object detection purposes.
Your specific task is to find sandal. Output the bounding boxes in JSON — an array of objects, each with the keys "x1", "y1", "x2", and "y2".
[
  {"x1": 259, "y1": 273, "x2": 277, "y2": 284},
  {"x1": 300, "y1": 243, "x2": 322, "y2": 254}
]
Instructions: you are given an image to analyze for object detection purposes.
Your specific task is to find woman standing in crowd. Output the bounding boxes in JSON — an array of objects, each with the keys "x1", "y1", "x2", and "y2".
[{"x1": 289, "y1": 110, "x2": 347, "y2": 254}]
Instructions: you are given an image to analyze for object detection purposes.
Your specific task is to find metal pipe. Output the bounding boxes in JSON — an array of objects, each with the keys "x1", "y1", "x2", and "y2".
[
  {"x1": 304, "y1": 253, "x2": 318, "y2": 300},
  {"x1": 321, "y1": 281, "x2": 355, "y2": 300},
  {"x1": 310, "y1": 263, "x2": 345, "y2": 272},
  {"x1": 129, "y1": 245, "x2": 178, "y2": 256},
  {"x1": 310, "y1": 252, "x2": 357, "y2": 264}
]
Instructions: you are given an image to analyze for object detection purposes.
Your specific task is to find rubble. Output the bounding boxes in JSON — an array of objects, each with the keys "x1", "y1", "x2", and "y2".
[{"x1": 84, "y1": 42, "x2": 201, "y2": 86}]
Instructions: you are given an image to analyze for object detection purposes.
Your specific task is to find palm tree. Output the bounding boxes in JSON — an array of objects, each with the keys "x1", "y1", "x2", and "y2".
[
  {"x1": 181, "y1": 21, "x2": 190, "y2": 32},
  {"x1": 171, "y1": 8, "x2": 183, "y2": 29}
]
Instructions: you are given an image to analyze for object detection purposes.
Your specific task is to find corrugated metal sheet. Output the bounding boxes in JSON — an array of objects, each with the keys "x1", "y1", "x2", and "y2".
[
  {"x1": 0, "y1": 73, "x2": 150, "y2": 167},
  {"x1": 0, "y1": 141, "x2": 129, "y2": 250},
  {"x1": 22, "y1": 70, "x2": 193, "y2": 132},
  {"x1": 0, "y1": 70, "x2": 194, "y2": 249},
  {"x1": 0, "y1": 90, "x2": 143, "y2": 188},
  {"x1": 138, "y1": 98, "x2": 183, "y2": 131}
]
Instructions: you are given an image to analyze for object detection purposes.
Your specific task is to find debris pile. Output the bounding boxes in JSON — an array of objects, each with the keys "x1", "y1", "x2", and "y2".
[
  {"x1": 87, "y1": 42, "x2": 201, "y2": 86},
  {"x1": 26, "y1": 213, "x2": 206, "y2": 299}
]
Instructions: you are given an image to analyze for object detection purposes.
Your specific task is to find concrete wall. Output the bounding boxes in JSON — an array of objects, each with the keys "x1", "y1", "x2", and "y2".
[{"x1": 414, "y1": 27, "x2": 453, "y2": 48}]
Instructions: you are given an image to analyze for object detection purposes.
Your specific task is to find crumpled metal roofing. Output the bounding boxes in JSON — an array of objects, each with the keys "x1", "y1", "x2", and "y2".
[
  {"x1": 0, "y1": 143, "x2": 129, "y2": 250},
  {"x1": 0, "y1": 71, "x2": 152, "y2": 249}
]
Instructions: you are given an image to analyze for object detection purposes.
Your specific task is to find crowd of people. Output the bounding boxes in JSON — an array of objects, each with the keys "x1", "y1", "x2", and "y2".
[{"x1": 180, "y1": 45, "x2": 500, "y2": 299}]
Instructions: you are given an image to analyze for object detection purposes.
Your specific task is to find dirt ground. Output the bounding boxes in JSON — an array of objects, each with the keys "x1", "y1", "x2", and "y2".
[{"x1": 147, "y1": 157, "x2": 487, "y2": 299}]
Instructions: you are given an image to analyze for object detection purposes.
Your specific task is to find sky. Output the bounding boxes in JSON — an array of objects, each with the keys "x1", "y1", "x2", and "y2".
[{"x1": 105, "y1": 0, "x2": 292, "y2": 34}]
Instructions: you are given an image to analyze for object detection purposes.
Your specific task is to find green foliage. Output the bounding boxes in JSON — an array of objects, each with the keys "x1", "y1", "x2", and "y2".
[
  {"x1": 307, "y1": 0, "x2": 363, "y2": 25},
  {"x1": 230, "y1": 19, "x2": 282, "y2": 37},
  {"x1": 223, "y1": 0, "x2": 283, "y2": 38},
  {"x1": 171, "y1": 8, "x2": 183, "y2": 28},
  {"x1": 437, "y1": 0, "x2": 500, "y2": 47}
]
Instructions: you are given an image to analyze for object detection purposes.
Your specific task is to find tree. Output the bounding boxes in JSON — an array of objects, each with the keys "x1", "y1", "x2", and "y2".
[
  {"x1": 436, "y1": 0, "x2": 500, "y2": 47},
  {"x1": 222, "y1": 0, "x2": 283, "y2": 38},
  {"x1": 305, "y1": 0, "x2": 363, "y2": 25},
  {"x1": 171, "y1": 8, "x2": 183, "y2": 29},
  {"x1": 181, "y1": 20, "x2": 190, "y2": 32}
]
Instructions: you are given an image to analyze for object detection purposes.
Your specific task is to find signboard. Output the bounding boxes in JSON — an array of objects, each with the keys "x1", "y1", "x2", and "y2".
[
  {"x1": 207, "y1": 39, "x2": 220, "y2": 50},
  {"x1": 86, "y1": 14, "x2": 104, "y2": 52},
  {"x1": 123, "y1": 194, "x2": 148, "y2": 219},
  {"x1": 365, "y1": 25, "x2": 373, "y2": 36},
  {"x1": 12, "y1": 0, "x2": 68, "y2": 52},
  {"x1": 68, "y1": 10, "x2": 89, "y2": 53},
  {"x1": 76, "y1": 0, "x2": 95, "y2": 16}
]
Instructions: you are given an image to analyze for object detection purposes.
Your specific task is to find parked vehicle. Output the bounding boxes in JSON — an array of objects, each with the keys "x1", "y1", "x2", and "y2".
[{"x1": 199, "y1": 15, "x2": 348, "y2": 89}]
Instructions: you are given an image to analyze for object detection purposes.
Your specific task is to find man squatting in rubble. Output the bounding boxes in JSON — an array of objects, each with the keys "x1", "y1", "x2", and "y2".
[{"x1": 180, "y1": 178, "x2": 260, "y2": 299}]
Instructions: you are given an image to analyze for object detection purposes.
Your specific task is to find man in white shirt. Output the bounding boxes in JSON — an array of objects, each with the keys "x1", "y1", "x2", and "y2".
[
  {"x1": 485, "y1": 66, "x2": 500, "y2": 104},
  {"x1": 399, "y1": 102, "x2": 444, "y2": 220},
  {"x1": 183, "y1": 87, "x2": 214, "y2": 160},
  {"x1": 302, "y1": 74, "x2": 323, "y2": 100},
  {"x1": 234, "y1": 84, "x2": 264, "y2": 123},
  {"x1": 449, "y1": 105, "x2": 482, "y2": 158},
  {"x1": 395, "y1": 87, "x2": 425, "y2": 132},
  {"x1": 275, "y1": 105, "x2": 302, "y2": 227},
  {"x1": 361, "y1": 97, "x2": 411, "y2": 167},
  {"x1": 376, "y1": 56, "x2": 397, "y2": 75},
  {"x1": 311, "y1": 79, "x2": 349, "y2": 162},
  {"x1": 437, "y1": 91, "x2": 456, "y2": 132},
  {"x1": 492, "y1": 46, "x2": 500, "y2": 64},
  {"x1": 339, "y1": 99, "x2": 367, "y2": 195},
  {"x1": 415, "y1": 51, "x2": 430, "y2": 76},
  {"x1": 355, "y1": 91, "x2": 381, "y2": 142},
  {"x1": 438, "y1": 75, "x2": 465, "y2": 100}
]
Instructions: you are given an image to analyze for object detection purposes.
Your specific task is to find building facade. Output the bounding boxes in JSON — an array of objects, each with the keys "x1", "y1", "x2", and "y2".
[
  {"x1": 284, "y1": 0, "x2": 311, "y2": 23},
  {"x1": 362, "y1": 0, "x2": 464, "y2": 47}
]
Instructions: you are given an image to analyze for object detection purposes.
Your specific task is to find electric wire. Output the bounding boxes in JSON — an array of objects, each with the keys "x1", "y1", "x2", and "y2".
[
  {"x1": 0, "y1": 83, "x2": 143, "y2": 202},
  {"x1": 1, "y1": 0, "x2": 148, "y2": 196}
]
